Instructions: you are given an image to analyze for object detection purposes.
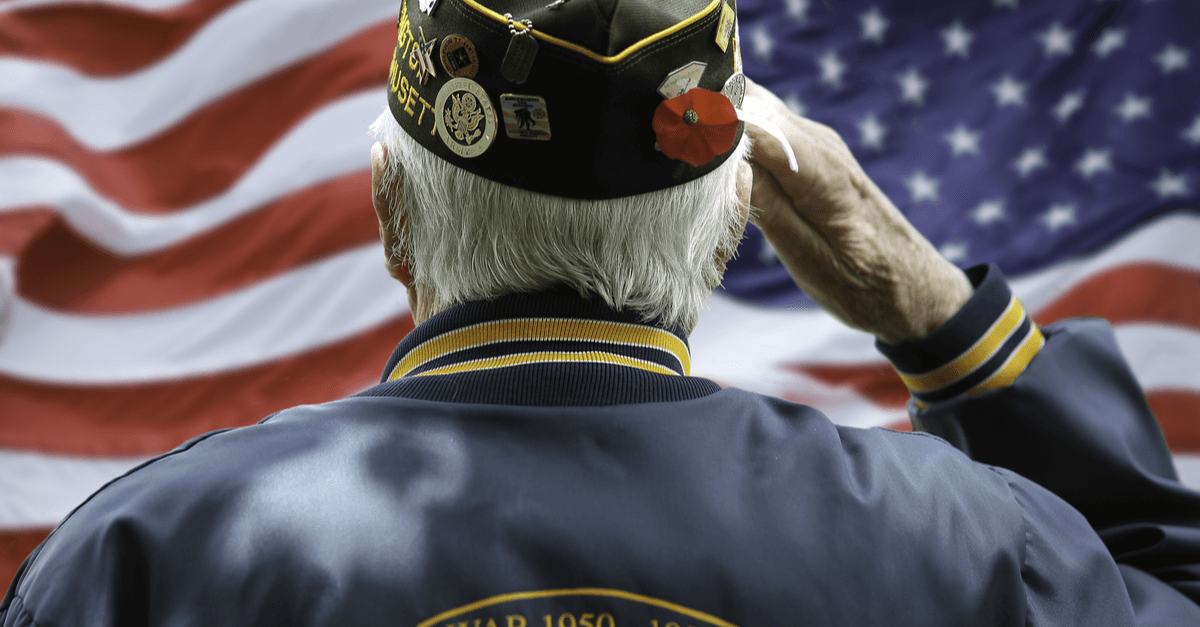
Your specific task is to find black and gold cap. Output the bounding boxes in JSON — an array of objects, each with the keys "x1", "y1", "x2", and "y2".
[{"x1": 386, "y1": 0, "x2": 746, "y2": 199}]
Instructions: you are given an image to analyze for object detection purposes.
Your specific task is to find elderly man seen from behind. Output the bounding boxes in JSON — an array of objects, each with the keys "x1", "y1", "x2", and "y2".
[{"x1": 4, "y1": 1, "x2": 1200, "y2": 626}]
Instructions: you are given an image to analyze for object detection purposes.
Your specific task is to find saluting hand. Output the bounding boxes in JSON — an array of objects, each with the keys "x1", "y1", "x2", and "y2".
[{"x1": 741, "y1": 78, "x2": 972, "y2": 345}]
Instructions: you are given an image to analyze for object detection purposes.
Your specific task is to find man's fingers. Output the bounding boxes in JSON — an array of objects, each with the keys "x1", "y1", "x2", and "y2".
[
  {"x1": 747, "y1": 163, "x2": 835, "y2": 284},
  {"x1": 743, "y1": 77, "x2": 792, "y2": 127},
  {"x1": 741, "y1": 81, "x2": 799, "y2": 175},
  {"x1": 744, "y1": 121, "x2": 797, "y2": 174},
  {"x1": 747, "y1": 161, "x2": 804, "y2": 236}
]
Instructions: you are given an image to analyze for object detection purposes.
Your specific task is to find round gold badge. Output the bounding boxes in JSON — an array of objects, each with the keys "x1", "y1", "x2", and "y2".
[
  {"x1": 434, "y1": 77, "x2": 497, "y2": 158},
  {"x1": 439, "y1": 34, "x2": 480, "y2": 79}
]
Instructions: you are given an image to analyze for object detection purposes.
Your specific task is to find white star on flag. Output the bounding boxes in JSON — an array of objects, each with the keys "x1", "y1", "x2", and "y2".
[
  {"x1": 1038, "y1": 23, "x2": 1075, "y2": 57},
  {"x1": 859, "y1": 6, "x2": 890, "y2": 44},
  {"x1": 758, "y1": 239, "x2": 779, "y2": 265},
  {"x1": 941, "y1": 21, "x2": 973, "y2": 58},
  {"x1": 944, "y1": 124, "x2": 981, "y2": 156},
  {"x1": 785, "y1": 0, "x2": 811, "y2": 22},
  {"x1": 1075, "y1": 148, "x2": 1113, "y2": 179},
  {"x1": 1154, "y1": 43, "x2": 1190, "y2": 74},
  {"x1": 1149, "y1": 169, "x2": 1190, "y2": 200},
  {"x1": 818, "y1": 50, "x2": 847, "y2": 88},
  {"x1": 972, "y1": 199, "x2": 1006, "y2": 225},
  {"x1": 939, "y1": 241, "x2": 967, "y2": 262},
  {"x1": 990, "y1": 74, "x2": 1027, "y2": 107},
  {"x1": 1115, "y1": 93, "x2": 1152, "y2": 122},
  {"x1": 1012, "y1": 146, "x2": 1048, "y2": 177},
  {"x1": 1091, "y1": 28, "x2": 1126, "y2": 58},
  {"x1": 1053, "y1": 89, "x2": 1086, "y2": 122},
  {"x1": 1184, "y1": 115, "x2": 1200, "y2": 145},
  {"x1": 751, "y1": 23, "x2": 775, "y2": 62},
  {"x1": 1040, "y1": 203, "x2": 1078, "y2": 232},
  {"x1": 784, "y1": 92, "x2": 806, "y2": 116},
  {"x1": 897, "y1": 67, "x2": 929, "y2": 105},
  {"x1": 904, "y1": 170, "x2": 940, "y2": 202},
  {"x1": 858, "y1": 113, "x2": 887, "y2": 150},
  {"x1": 748, "y1": 22, "x2": 777, "y2": 62}
]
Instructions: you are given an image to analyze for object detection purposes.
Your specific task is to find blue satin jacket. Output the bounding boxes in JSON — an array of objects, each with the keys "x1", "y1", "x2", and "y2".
[{"x1": 3, "y1": 265, "x2": 1199, "y2": 626}]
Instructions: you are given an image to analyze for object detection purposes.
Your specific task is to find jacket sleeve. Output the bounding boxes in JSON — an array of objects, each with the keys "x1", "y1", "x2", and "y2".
[{"x1": 877, "y1": 263, "x2": 1200, "y2": 624}]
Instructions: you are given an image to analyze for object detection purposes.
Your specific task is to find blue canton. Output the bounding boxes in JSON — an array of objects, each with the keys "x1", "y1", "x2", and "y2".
[{"x1": 724, "y1": 0, "x2": 1199, "y2": 307}]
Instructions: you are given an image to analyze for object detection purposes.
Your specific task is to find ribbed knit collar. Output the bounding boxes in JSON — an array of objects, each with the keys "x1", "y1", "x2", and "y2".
[{"x1": 358, "y1": 286, "x2": 721, "y2": 406}]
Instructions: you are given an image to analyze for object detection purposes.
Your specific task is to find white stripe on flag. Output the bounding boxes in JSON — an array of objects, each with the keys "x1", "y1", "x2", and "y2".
[
  {"x1": 0, "y1": 0, "x2": 395, "y2": 150},
  {"x1": 1115, "y1": 324, "x2": 1200, "y2": 391},
  {"x1": 0, "y1": 244, "x2": 408, "y2": 384},
  {"x1": 1174, "y1": 454, "x2": 1200, "y2": 494},
  {"x1": 1008, "y1": 211, "x2": 1200, "y2": 313},
  {"x1": 2, "y1": 0, "x2": 193, "y2": 12},
  {"x1": 0, "y1": 91, "x2": 384, "y2": 255},
  {"x1": 0, "y1": 448, "x2": 151, "y2": 528}
]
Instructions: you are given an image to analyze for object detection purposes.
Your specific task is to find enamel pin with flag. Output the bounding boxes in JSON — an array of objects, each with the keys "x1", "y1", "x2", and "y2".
[
  {"x1": 500, "y1": 94, "x2": 551, "y2": 140},
  {"x1": 410, "y1": 27, "x2": 438, "y2": 84}
]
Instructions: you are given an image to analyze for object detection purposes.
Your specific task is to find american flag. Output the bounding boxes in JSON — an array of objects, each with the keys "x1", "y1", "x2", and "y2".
[{"x1": 0, "y1": 0, "x2": 1196, "y2": 589}]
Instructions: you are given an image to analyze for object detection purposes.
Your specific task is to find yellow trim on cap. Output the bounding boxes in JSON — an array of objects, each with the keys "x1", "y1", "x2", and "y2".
[
  {"x1": 418, "y1": 587, "x2": 738, "y2": 627},
  {"x1": 897, "y1": 296, "x2": 1024, "y2": 393},
  {"x1": 387, "y1": 318, "x2": 691, "y2": 380},
  {"x1": 458, "y1": 0, "x2": 723, "y2": 64}
]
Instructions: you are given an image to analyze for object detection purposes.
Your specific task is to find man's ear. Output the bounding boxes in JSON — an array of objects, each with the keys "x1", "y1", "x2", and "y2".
[{"x1": 371, "y1": 142, "x2": 413, "y2": 286}]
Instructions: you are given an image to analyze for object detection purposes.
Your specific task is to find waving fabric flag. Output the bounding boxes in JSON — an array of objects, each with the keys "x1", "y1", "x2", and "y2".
[
  {"x1": 0, "y1": 0, "x2": 414, "y2": 585},
  {"x1": 0, "y1": 0, "x2": 1197, "y2": 589}
]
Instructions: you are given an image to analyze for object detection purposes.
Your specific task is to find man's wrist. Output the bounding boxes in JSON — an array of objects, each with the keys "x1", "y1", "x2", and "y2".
[
  {"x1": 876, "y1": 264, "x2": 1044, "y2": 409},
  {"x1": 873, "y1": 252, "x2": 974, "y2": 346}
]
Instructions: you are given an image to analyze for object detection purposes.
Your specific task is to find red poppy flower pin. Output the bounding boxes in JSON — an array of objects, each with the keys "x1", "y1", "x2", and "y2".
[{"x1": 652, "y1": 87, "x2": 739, "y2": 167}]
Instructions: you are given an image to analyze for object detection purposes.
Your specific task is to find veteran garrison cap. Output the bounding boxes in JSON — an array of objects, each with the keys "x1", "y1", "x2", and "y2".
[{"x1": 387, "y1": 0, "x2": 746, "y2": 199}]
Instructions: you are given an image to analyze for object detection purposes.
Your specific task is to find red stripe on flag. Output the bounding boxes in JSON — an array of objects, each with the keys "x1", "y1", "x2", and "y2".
[
  {"x1": 0, "y1": 528, "x2": 51, "y2": 593},
  {"x1": 0, "y1": 21, "x2": 393, "y2": 211},
  {"x1": 0, "y1": 315, "x2": 415, "y2": 456},
  {"x1": 790, "y1": 362, "x2": 910, "y2": 408},
  {"x1": 17, "y1": 172, "x2": 376, "y2": 312},
  {"x1": 1033, "y1": 264, "x2": 1200, "y2": 329},
  {"x1": 0, "y1": 0, "x2": 242, "y2": 75},
  {"x1": 1147, "y1": 391, "x2": 1200, "y2": 453},
  {"x1": 0, "y1": 208, "x2": 56, "y2": 256}
]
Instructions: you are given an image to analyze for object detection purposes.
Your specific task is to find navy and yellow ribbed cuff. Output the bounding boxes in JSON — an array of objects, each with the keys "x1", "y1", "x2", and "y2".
[{"x1": 875, "y1": 265, "x2": 1044, "y2": 409}]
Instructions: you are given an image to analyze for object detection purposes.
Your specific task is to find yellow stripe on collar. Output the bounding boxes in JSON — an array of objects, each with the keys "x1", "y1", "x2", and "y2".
[
  {"x1": 415, "y1": 351, "x2": 680, "y2": 377},
  {"x1": 388, "y1": 318, "x2": 691, "y2": 380}
]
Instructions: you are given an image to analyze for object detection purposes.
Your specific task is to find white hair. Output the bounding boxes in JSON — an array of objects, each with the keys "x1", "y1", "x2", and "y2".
[{"x1": 370, "y1": 108, "x2": 749, "y2": 330}]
